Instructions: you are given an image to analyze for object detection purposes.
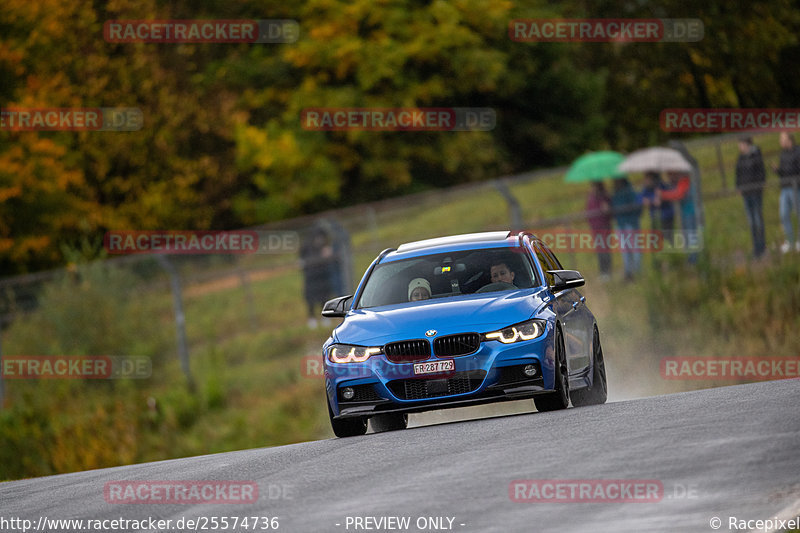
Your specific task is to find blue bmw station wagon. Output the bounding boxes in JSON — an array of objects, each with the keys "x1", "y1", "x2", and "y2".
[{"x1": 321, "y1": 231, "x2": 607, "y2": 437}]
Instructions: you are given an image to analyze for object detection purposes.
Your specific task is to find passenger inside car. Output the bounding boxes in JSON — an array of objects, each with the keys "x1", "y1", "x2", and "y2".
[{"x1": 407, "y1": 277, "x2": 431, "y2": 301}]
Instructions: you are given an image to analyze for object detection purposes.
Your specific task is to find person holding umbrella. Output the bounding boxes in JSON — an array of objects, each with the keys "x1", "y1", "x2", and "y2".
[
  {"x1": 566, "y1": 151, "x2": 624, "y2": 281},
  {"x1": 619, "y1": 147, "x2": 699, "y2": 263},
  {"x1": 640, "y1": 171, "x2": 675, "y2": 232}
]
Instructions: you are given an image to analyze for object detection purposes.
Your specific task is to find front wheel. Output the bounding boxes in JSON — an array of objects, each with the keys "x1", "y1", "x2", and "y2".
[
  {"x1": 328, "y1": 398, "x2": 367, "y2": 438},
  {"x1": 534, "y1": 325, "x2": 570, "y2": 412},
  {"x1": 571, "y1": 326, "x2": 608, "y2": 407}
]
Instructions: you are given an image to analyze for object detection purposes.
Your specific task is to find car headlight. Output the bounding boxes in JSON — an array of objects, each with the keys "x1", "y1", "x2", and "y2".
[
  {"x1": 328, "y1": 344, "x2": 383, "y2": 363},
  {"x1": 483, "y1": 319, "x2": 546, "y2": 344}
]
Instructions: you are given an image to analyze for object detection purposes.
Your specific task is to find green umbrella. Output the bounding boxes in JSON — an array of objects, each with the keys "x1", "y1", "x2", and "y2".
[{"x1": 565, "y1": 151, "x2": 626, "y2": 183}]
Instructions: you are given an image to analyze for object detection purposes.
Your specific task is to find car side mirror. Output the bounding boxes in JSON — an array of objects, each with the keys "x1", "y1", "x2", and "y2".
[
  {"x1": 547, "y1": 270, "x2": 585, "y2": 292},
  {"x1": 321, "y1": 295, "x2": 353, "y2": 318}
]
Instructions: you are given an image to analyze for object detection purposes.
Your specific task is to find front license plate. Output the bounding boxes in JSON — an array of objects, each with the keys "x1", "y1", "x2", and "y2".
[{"x1": 413, "y1": 360, "x2": 455, "y2": 375}]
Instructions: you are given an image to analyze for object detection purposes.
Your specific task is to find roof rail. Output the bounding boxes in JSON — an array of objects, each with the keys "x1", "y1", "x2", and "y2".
[{"x1": 396, "y1": 231, "x2": 512, "y2": 253}]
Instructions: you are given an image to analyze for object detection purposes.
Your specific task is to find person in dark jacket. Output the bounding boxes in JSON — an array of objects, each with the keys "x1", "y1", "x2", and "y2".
[
  {"x1": 735, "y1": 137, "x2": 767, "y2": 258},
  {"x1": 300, "y1": 221, "x2": 336, "y2": 327},
  {"x1": 771, "y1": 132, "x2": 800, "y2": 253},
  {"x1": 586, "y1": 181, "x2": 613, "y2": 280},
  {"x1": 611, "y1": 177, "x2": 642, "y2": 280}
]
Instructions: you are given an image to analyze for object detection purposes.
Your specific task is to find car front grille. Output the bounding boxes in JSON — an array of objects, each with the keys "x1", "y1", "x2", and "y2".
[
  {"x1": 384, "y1": 339, "x2": 430, "y2": 363},
  {"x1": 433, "y1": 333, "x2": 480, "y2": 357},
  {"x1": 386, "y1": 370, "x2": 486, "y2": 400}
]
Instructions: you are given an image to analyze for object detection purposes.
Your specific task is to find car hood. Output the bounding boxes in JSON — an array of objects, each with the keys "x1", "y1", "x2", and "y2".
[{"x1": 334, "y1": 288, "x2": 550, "y2": 345}]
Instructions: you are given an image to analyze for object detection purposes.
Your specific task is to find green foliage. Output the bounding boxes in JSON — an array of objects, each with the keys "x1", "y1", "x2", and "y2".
[
  {"x1": 640, "y1": 255, "x2": 800, "y2": 359},
  {"x1": 0, "y1": 258, "x2": 332, "y2": 480},
  {"x1": 4, "y1": 262, "x2": 170, "y2": 358},
  {"x1": 0, "y1": 380, "x2": 142, "y2": 480},
  {"x1": 3, "y1": 0, "x2": 799, "y2": 272},
  {"x1": 569, "y1": 0, "x2": 800, "y2": 148}
]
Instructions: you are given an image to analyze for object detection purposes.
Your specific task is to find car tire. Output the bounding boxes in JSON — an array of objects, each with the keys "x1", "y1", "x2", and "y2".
[
  {"x1": 534, "y1": 325, "x2": 570, "y2": 412},
  {"x1": 369, "y1": 413, "x2": 409, "y2": 433},
  {"x1": 571, "y1": 326, "x2": 608, "y2": 407},
  {"x1": 328, "y1": 398, "x2": 368, "y2": 438}
]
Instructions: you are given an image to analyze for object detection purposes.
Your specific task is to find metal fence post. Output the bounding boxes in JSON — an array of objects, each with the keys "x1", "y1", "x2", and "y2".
[
  {"x1": 238, "y1": 266, "x2": 258, "y2": 331},
  {"x1": 156, "y1": 255, "x2": 194, "y2": 392},
  {"x1": 0, "y1": 322, "x2": 4, "y2": 409},
  {"x1": 493, "y1": 179, "x2": 524, "y2": 229},
  {"x1": 366, "y1": 206, "x2": 379, "y2": 253},
  {"x1": 716, "y1": 141, "x2": 727, "y2": 191}
]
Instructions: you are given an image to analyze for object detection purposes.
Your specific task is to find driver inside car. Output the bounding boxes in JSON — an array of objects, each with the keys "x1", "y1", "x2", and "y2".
[{"x1": 490, "y1": 262, "x2": 516, "y2": 286}]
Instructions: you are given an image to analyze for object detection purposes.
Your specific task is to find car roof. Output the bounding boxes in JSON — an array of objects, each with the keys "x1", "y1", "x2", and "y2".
[{"x1": 385, "y1": 231, "x2": 520, "y2": 261}]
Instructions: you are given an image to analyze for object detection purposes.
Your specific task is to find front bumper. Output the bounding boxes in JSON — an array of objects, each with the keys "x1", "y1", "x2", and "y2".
[{"x1": 325, "y1": 328, "x2": 556, "y2": 419}]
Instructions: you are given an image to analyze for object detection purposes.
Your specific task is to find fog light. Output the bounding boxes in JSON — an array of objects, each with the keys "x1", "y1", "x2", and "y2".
[
  {"x1": 523, "y1": 364, "x2": 538, "y2": 377},
  {"x1": 341, "y1": 387, "x2": 355, "y2": 400}
]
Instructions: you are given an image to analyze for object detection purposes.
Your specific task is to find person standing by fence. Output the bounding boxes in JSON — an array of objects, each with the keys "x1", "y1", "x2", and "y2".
[
  {"x1": 586, "y1": 181, "x2": 613, "y2": 281},
  {"x1": 300, "y1": 221, "x2": 337, "y2": 328},
  {"x1": 772, "y1": 132, "x2": 800, "y2": 254},
  {"x1": 659, "y1": 171, "x2": 699, "y2": 264},
  {"x1": 735, "y1": 137, "x2": 767, "y2": 259},
  {"x1": 611, "y1": 177, "x2": 642, "y2": 280}
]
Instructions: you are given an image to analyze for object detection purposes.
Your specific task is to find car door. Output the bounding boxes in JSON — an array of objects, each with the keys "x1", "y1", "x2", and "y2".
[{"x1": 542, "y1": 243, "x2": 591, "y2": 373}]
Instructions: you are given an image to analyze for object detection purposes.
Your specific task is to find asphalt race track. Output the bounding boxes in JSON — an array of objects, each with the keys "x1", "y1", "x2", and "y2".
[{"x1": 2, "y1": 379, "x2": 799, "y2": 533}]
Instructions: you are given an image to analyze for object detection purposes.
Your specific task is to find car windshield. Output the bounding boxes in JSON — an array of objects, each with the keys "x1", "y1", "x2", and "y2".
[{"x1": 356, "y1": 247, "x2": 537, "y2": 309}]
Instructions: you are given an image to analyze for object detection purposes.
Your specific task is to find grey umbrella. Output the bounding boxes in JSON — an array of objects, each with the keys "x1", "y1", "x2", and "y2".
[{"x1": 618, "y1": 147, "x2": 693, "y2": 173}]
